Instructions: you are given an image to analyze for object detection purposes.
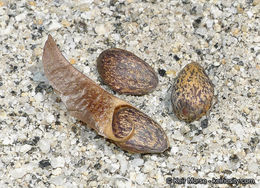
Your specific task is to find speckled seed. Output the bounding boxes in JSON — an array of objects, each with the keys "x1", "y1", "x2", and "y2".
[
  {"x1": 171, "y1": 62, "x2": 214, "y2": 123},
  {"x1": 113, "y1": 106, "x2": 169, "y2": 153},
  {"x1": 97, "y1": 48, "x2": 158, "y2": 95}
]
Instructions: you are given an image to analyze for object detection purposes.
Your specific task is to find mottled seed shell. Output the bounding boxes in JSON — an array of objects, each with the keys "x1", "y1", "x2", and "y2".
[
  {"x1": 97, "y1": 48, "x2": 158, "y2": 95},
  {"x1": 171, "y1": 62, "x2": 214, "y2": 123},
  {"x1": 113, "y1": 106, "x2": 169, "y2": 153}
]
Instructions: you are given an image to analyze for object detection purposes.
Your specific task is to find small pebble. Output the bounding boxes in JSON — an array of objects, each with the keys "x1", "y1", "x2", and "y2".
[
  {"x1": 173, "y1": 55, "x2": 180, "y2": 61},
  {"x1": 34, "y1": 92, "x2": 44, "y2": 102},
  {"x1": 11, "y1": 168, "x2": 27, "y2": 179},
  {"x1": 47, "y1": 20, "x2": 62, "y2": 31},
  {"x1": 38, "y1": 139, "x2": 50, "y2": 153},
  {"x1": 248, "y1": 162, "x2": 258, "y2": 173},
  {"x1": 50, "y1": 175, "x2": 65, "y2": 186},
  {"x1": 95, "y1": 24, "x2": 107, "y2": 35},
  {"x1": 131, "y1": 158, "x2": 144, "y2": 167},
  {"x1": 15, "y1": 13, "x2": 26, "y2": 22},
  {"x1": 39, "y1": 159, "x2": 51, "y2": 168},
  {"x1": 50, "y1": 156, "x2": 65, "y2": 168},
  {"x1": 119, "y1": 158, "x2": 128, "y2": 174},
  {"x1": 172, "y1": 131, "x2": 184, "y2": 141},
  {"x1": 170, "y1": 146, "x2": 179, "y2": 154},
  {"x1": 46, "y1": 114, "x2": 55, "y2": 124},
  {"x1": 52, "y1": 168, "x2": 62, "y2": 176},
  {"x1": 20, "y1": 144, "x2": 32, "y2": 153},
  {"x1": 114, "y1": 180, "x2": 130, "y2": 188},
  {"x1": 135, "y1": 173, "x2": 146, "y2": 185},
  {"x1": 10, "y1": 165, "x2": 33, "y2": 179},
  {"x1": 201, "y1": 119, "x2": 209, "y2": 129},
  {"x1": 110, "y1": 163, "x2": 120, "y2": 173},
  {"x1": 158, "y1": 68, "x2": 166, "y2": 77},
  {"x1": 230, "y1": 123, "x2": 244, "y2": 140}
]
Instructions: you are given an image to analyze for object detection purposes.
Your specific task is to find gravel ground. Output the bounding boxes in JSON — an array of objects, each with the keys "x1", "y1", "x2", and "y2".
[{"x1": 0, "y1": 0, "x2": 259, "y2": 187}]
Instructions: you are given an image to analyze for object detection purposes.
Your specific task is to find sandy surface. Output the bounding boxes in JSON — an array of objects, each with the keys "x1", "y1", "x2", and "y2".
[{"x1": 0, "y1": 0, "x2": 259, "y2": 187}]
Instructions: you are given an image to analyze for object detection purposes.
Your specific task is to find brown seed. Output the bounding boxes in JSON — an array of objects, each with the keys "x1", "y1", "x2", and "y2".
[
  {"x1": 97, "y1": 48, "x2": 158, "y2": 95},
  {"x1": 112, "y1": 106, "x2": 169, "y2": 153},
  {"x1": 171, "y1": 62, "x2": 214, "y2": 123}
]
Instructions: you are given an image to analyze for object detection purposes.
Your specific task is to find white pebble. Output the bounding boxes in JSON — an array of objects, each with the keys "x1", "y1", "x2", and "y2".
[
  {"x1": 111, "y1": 33, "x2": 121, "y2": 41},
  {"x1": 95, "y1": 24, "x2": 107, "y2": 35},
  {"x1": 84, "y1": 0, "x2": 94, "y2": 4},
  {"x1": 135, "y1": 173, "x2": 146, "y2": 185},
  {"x1": 20, "y1": 144, "x2": 32, "y2": 153},
  {"x1": 110, "y1": 163, "x2": 120, "y2": 173},
  {"x1": 248, "y1": 162, "x2": 258, "y2": 173},
  {"x1": 0, "y1": 25, "x2": 13, "y2": 36},
  {"x1": 131, "y1": 158, "x2": 144, "y2": 167},
  {"x1": 247, "y1": 11, "x2": 253, "y2": 18},
  {"x1": 46, "y1": 114, "x2": 55, "y2": 124},
  {"x1": 206, "y1": 19, "x2": 213, "y2": 28},
  {"x1": 114, "y1": 180, "x2": 127, "y2": 188},
  {"x1": 214, "y1": 61, "x2": 221, "y2": 66},
  {"x1": 81, "y1": 12, "x2": 92, "y2": 20},
  {"x1": 11, "y1": 168, "x2": 27, "y2": 179},
  {"x1": 172, "y1": 131, "x2": 184, "y2": 141},
  {"x1": 15, "y1": 13, "x2": 27, "y2": 22},
  {"x1": 156, "y1": 173, "x2": 165, "y2": 184},
  {"x1": 143, "y1": 161, "x2": 154, "y2": 173},
  {"x1": 84, "y1": 66, "x2": 90, "y2": 74},
  {"x1": 0, "y1": 177, "x2": 3, "y2": 185},
  {"x1": 210, "y1": 7, "x2": 222, "y2": 18},
  {"x1": 34, "y1": 93, "x2": 44, "y2": 102},
  {"x1": 10, "y1": 164, "x2": 33, "y2": 179},
  {"x1": 52, "y1": 168, "x2": 62, "y2": 176},
  {"x1": 2, "y1": 136, "x2": 14, "y2": 145},
  {"x1": 119, "y1": 158, "x2": 128, "y2": 174},
  {"x1": 151, "y1": 155, "x2": 157, "y2": 161},
  {"x1": 23, "y1": 103, "x2": 35, "y2": 115},
  {"x1": 50, "y1": 175, "x2": 65, "y2": 186},
  {"x1": 0, "y1": 161, "x2": 3, "y2": 169},
  {"x1": 38, "y1": 139, "x2": 50, "y2": 153},
  {"x1": 230, "y1": 123, "x2": 244, "y2": 139},
  {"x1": 48, "y1": 20, "x2": 62, "y2": 31},
  {"x1": 64, "y1": 182, "x2": 78, "y2": 188},
  {"x1": 51, "y1": 156, "x2": 65, "y2": 168},
  {"x1": 170, "y1": 146, "x2": 179, "y2": 154},
  {"x1": 196, "y1": 27, "x2": 207, "y2": 36},
  {"x1": 222, "y1": 0, "x2": 232, "y2": 7}
]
